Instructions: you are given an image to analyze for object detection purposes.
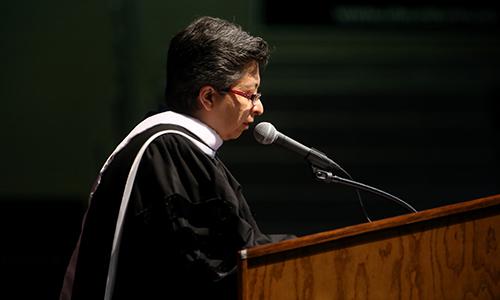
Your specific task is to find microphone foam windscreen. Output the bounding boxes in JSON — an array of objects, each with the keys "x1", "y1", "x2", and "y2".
[{"x1": 254, "y1": 122, "x2": 278, "y2": 145}]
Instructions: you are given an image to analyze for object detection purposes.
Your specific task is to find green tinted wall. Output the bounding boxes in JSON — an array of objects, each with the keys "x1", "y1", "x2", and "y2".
[{"x1": 0, "y1": 1, "x2": 253, "y2": 199}]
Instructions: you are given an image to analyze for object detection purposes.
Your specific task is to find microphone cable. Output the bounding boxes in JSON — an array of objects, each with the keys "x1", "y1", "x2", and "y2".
[
  {"x1": 313, "y1": 165, "x2": 418, "y2": 221},
  {"x1": 314, "y1": 162, "x2": 373, "y2": 223}
]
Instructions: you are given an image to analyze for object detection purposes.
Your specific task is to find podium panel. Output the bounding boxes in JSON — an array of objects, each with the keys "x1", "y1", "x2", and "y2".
[{"x1": 238, "y1": 195, "x2": 500, "y2": 300}]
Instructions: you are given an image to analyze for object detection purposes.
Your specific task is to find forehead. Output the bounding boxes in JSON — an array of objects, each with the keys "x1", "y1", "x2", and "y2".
[{"x1": 234, "y1": 61, "x2": 260, "y2": 89}]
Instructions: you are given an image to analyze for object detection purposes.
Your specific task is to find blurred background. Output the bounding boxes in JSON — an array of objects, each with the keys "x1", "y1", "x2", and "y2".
[{"x1": 1, "y1": 0, "x2": 498, "y2": 298}]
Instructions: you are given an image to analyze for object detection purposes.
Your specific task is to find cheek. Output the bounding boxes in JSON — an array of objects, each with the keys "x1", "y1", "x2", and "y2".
[
  {"x1": 220, "y1": 100, "x2": 252, "y2": 132},
  {"x1": 238, "y1": 103, "x2": 252, "y2": 118},
  {"x1": 219, "y1": 106, "x2": 241, "y2": 133},
  {"x1": 229, "y1": 103, "x2": 247, "y2": 122}
]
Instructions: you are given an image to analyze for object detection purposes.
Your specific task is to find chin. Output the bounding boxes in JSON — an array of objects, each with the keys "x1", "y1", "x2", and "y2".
[
  {"x1": 223, "y1": 135, "x2": 240, "y2": 141},
  {"x1": 223, "y1": 130, "x2": 244, "y2": 141}
]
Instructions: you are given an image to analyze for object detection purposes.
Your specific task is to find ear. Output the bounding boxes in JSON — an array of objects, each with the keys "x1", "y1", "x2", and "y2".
[{"x1": 198, "y1": 85, "x2": 217, "y2": 111}]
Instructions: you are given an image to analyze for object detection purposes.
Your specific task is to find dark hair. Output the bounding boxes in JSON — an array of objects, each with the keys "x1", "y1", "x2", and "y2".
[{"x1": 164, "y1": 16, "x2": 270, "y2": 115}]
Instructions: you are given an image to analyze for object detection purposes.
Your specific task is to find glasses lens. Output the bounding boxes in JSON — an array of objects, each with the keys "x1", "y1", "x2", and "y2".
[{"x1": 252, "y1": 93, "x2": 261, "y2": 104}]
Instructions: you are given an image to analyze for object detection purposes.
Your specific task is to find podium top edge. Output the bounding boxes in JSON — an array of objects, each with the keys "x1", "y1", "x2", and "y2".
[{"x1": 240, "y1": 193, "x2": 500, "y2": 260}]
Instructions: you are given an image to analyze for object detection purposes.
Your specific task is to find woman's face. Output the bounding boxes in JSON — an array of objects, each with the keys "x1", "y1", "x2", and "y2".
[{"x1": 211, "y1": 61, "x2": 264, "y2": 141}]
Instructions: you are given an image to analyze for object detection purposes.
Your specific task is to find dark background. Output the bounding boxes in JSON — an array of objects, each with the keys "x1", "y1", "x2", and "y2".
[{"x1": 1, "y1": 1, "x2": 498, "y2": 298}]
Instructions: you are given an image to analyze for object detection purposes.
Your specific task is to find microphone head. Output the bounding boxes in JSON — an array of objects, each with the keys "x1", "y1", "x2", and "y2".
[{"x1": 254, "y1": 122, "x2": 278, "y2": 145}]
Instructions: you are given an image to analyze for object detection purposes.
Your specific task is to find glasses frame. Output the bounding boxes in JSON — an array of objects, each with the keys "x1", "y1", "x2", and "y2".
[{"x1": 225, "y1": 88, "x2": 261, "y2": 105}]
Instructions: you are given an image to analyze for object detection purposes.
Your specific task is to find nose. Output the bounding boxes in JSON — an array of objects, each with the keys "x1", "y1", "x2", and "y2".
[{"x1": 252, "y1": 99, "x2": 264, "y2": 116}]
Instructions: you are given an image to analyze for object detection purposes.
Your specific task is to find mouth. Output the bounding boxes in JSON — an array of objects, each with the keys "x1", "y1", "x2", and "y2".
[{"x1": 243, "y1": 116, "x2": 255, "y2": 129}]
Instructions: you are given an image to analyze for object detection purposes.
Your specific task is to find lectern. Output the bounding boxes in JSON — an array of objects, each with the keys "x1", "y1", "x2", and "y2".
[{"x1": 238, "y1": 194, "x2": 500, "y2": 300}]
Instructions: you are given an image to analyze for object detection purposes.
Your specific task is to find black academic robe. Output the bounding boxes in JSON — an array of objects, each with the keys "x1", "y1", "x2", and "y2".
[{"x1": 61, "y1": 123, "x2": 286, "y2": 300}]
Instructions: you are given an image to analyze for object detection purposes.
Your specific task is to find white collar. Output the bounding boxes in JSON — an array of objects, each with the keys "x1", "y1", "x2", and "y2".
[
  {"x1": 128, "y1": 111, "x2": 223, "y2": 152},
  {"x1": 101, "y1": 111, "x2": 223, "y2": 174}
]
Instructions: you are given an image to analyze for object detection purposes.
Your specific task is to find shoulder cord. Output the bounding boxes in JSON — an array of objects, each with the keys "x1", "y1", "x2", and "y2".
[{"x1": 104, "y1": 130, "x2": 214, "y2": 300}]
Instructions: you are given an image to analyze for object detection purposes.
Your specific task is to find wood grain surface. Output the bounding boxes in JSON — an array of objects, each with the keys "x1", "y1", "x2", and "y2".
[{"x1": 239, "y1": 195, "x2": 500, "y2": 300}]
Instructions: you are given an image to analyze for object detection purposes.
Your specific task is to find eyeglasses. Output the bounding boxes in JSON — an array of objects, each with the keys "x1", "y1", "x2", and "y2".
[{"x1": 225, "y1": 88, "x2": 261, "y2": 105}]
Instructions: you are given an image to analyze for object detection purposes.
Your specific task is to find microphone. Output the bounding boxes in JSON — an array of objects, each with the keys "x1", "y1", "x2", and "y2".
[{"x1": 254, "y1": 122, "x2": 342, "y2": 172}]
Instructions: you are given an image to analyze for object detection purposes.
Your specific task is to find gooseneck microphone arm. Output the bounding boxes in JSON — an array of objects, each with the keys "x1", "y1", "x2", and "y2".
[
  {"x1": 312, "y1": 166, "x2": 418, "y2": 214},
  {"x1": 253, "y1": 122, "x2": 418, "y2": 220}
]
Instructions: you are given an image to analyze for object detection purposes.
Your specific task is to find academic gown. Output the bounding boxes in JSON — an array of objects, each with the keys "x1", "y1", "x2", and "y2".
[{"x1": 60, "y1": 112, "x2": 291, "y2": 300}]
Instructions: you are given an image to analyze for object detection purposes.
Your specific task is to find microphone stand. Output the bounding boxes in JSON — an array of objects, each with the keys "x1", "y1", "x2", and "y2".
[{"x1": 312, "y1": 166, "x2": 418, "y2": 214}]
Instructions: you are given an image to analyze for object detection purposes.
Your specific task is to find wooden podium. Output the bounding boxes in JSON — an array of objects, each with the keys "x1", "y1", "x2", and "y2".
[{"x1": 238, "y1": 194, "x2": 500, "y2": 300}]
